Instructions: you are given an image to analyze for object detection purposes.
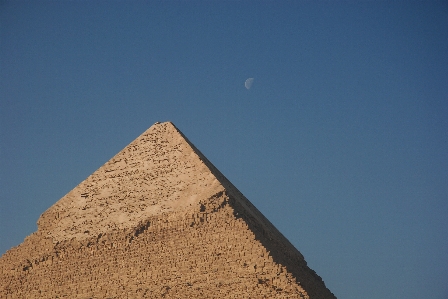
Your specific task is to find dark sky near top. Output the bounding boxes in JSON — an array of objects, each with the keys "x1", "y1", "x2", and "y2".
[{"x1": 1, "y1": 1, "x2": 447, "y2": 298}]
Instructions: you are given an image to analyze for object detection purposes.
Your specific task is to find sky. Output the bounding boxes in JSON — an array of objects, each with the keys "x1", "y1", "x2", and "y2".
[{"x1": 1, "y1": 1, "x2": 447, "y2": 298}]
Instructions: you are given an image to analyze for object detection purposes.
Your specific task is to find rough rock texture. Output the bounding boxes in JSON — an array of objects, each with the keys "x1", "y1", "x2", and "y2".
[{"x1": 0, "y1": 121, "x2": 336, "y2": 299}]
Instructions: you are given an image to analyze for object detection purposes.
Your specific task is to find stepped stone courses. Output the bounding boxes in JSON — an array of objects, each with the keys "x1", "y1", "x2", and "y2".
[{"x1": 0, "y1": 121, "x2": 336, "y2": 299}]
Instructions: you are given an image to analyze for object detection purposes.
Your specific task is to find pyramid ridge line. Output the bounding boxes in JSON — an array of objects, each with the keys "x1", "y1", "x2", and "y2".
[{"x1": 170, "y1": 122, "x2": 305, "y2": 261}]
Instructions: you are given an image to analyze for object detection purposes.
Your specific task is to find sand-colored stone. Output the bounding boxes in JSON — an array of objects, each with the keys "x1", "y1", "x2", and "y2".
[{"x1": 0, "y1": 121, "x2": 336, "y2": 299}]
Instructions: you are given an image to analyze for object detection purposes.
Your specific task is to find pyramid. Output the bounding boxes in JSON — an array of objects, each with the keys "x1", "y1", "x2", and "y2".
[{"x1": 0, "y1": 122, "x2": 336, "y2": 299}]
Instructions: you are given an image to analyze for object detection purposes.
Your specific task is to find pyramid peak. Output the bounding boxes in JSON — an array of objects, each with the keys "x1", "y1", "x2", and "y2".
[{"x1": 37, "y1": 121, "x2": 225, "y2": 242}]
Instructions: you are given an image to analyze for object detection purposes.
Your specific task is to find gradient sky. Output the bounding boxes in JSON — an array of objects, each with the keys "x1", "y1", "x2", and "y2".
[{"x1": 1, "y1": 2, "x2": 447, "y2": 298}]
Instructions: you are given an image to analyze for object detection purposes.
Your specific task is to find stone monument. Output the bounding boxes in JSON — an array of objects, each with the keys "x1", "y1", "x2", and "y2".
[{"x1": 0, "y1": 121, "x2": 336, "y2": 298}]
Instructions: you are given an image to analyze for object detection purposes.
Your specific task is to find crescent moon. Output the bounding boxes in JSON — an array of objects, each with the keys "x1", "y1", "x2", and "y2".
[{"x1": 245, "y1": 78, "x2": 254, "y2": 89}]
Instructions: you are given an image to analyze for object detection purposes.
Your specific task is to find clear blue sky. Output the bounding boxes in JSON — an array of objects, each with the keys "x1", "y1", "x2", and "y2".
[{"x1": 1, "y1": 1, "x2": 447, "y2": 298}]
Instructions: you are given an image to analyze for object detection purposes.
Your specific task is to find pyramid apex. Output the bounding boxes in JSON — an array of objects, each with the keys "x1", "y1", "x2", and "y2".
[
  {"x1": 153, "y1": 121, "x2": 172, "y2": 125},
  {"x1": 37, "y1": 121, "x2": 224, "y2": 242}
]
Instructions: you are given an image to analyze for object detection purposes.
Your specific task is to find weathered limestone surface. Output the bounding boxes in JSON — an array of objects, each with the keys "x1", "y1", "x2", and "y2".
[{"x1": 0, "y1": 122, "x2": 336, "y2": 299}]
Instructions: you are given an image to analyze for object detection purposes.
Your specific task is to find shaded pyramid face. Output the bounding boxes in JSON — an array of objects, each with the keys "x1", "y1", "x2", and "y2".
[{"x1": 1, "y1": 122, "x2": 336, "y2": 299}]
